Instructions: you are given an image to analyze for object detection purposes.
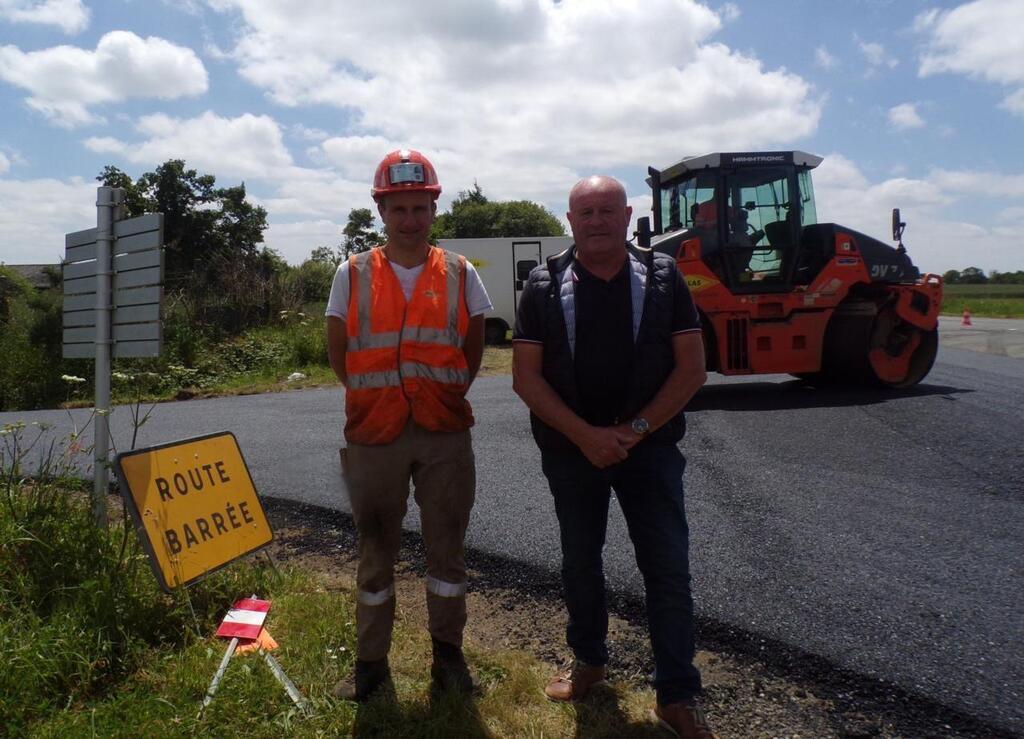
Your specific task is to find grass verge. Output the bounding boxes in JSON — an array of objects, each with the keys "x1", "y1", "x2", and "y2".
[
  {"x1": 940, "y1": 285, "x2": 1024, "y2": 318},
  {"x1": 940, "y1": 297, "x2": 1024, "y2": 318},
  {"x1": 62, "y1": 348, "x2": 511, "y2": 410},
  {"x1": 0, "y1": 460, "x2": 658, "y2": 737},
  {"x1": 27, "y1": 579, "x2": 662, "y2": 738}
]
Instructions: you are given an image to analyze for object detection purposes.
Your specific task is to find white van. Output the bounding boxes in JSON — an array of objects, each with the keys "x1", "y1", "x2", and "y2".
[{"x1": 439, "y1": 236, "x2": 573, "y2": 343}]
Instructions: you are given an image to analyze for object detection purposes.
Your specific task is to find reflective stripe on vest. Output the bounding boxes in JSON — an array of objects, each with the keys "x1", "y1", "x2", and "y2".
[
  {"x1": 344, "y1": 246, "x2": 472, "y2": 444},
  {"x1": 348, "y1": 326, "x2": 464, "y2": 351},
  {"x1": 348, "y1": 249, "x2": 464, "y2": 353},
  {"x1": 347, "y1": 369, "x2": 402, "y2": 390},
  {"x1": 401, "y1": 362, "x2": 469, "y2": 385}
]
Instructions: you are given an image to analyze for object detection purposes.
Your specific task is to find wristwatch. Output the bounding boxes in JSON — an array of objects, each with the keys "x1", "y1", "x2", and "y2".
[{"x1": 630, "y1": 417, "x2": 651, "y2": 437}]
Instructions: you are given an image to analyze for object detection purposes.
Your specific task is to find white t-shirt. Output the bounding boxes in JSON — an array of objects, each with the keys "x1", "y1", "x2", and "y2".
[{"x1": 325, "y1": 252, "x2": 492, "y2": 321}]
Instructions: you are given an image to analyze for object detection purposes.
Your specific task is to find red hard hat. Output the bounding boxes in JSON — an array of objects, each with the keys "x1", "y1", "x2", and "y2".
[{"x1": 371, "y1": 149, "x2": 442, "y2": 201}]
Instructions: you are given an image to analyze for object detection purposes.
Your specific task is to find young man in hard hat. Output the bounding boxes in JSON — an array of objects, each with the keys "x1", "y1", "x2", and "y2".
[
  {"x1": 512, "y1": 176, "x2": 716, "y2": 738},
  {"x1": 325, "y1": 149, "x2": 491, "y2": 701}
]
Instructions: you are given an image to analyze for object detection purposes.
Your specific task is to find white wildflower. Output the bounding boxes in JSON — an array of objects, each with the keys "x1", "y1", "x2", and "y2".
[{"x1": 61, "y1": 374, "x2": 86, "y2": 384}]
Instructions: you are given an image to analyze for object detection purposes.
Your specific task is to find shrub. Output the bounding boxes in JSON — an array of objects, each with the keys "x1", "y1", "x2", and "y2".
[
  {"x1": 0, "y1": 269, "x2": 74, "y2": 411},
  {"x1": 283, "y1": 314, "x2": 328, "y2": 367},
  {"x1": 0, "y1": 423, "x2": 279, "y2": 733},
  {"x1": 286, "y1": 259, "x2": 336, "y2": 305}
]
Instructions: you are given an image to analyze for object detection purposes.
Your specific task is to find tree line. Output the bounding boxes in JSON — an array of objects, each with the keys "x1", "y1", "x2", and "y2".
[
  {"x1": 97, "y1": 161, "x2": 564, "y2": 313},
  {"x1": 0, "y1": 159, "x2": 564, "y2": 410},
  {"x1": 942, "y1": 267, "x2": 1024, "y2": 285}
]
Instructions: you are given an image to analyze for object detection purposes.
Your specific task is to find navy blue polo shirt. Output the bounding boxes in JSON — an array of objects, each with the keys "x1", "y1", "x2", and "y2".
[{"x1": 515, "y1": 252, "x2": 701, "y2": 427}]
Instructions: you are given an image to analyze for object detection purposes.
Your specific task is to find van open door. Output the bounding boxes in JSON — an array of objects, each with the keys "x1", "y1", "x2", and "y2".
[{"x1": 513, "y1": 241, "x2": 541, "y2": 312}]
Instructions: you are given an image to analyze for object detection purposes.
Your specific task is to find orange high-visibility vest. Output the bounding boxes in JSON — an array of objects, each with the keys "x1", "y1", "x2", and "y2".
[{"x1": 344, "y1": 246, "x2": 473, "y2": 445}]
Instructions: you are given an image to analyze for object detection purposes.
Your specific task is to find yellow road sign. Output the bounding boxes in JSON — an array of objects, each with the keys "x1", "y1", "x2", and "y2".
[{"x1": 114, "y1": 431, "x2": 273, "y2": 592}]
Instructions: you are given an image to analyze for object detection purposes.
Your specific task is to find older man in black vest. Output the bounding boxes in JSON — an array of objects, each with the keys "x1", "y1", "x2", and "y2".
[{"x1": 512, "y1": 176, "x2": 714, "y2": 738}]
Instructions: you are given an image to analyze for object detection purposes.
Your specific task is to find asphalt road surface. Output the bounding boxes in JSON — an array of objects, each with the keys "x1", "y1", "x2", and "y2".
[{"x1": 3, "y1": 323, "x2": 1022, "y2": 732}]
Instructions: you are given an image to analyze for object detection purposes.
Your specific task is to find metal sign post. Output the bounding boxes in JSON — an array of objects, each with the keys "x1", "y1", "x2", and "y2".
[
  {"x1": 92, "y1": 187, "x2": 120, "y2": 525},
  {"x1": 63, "y1": 188, "x2": 164, "y2": 528}
]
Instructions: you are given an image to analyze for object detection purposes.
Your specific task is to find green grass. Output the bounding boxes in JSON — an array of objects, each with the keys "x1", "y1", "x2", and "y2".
[
  {"x1": 60, "y1": 317, "x2": 513, "y2": 412},
  {"x1": 0, "y1": 477, "x2": 282, "y2": 735},
  {"x1": 0, "y1": 430, "x2": 662, "y2": 738},
  {"x1": 2, "y1": 511, "x2": 665, "y2": 738},
  {"x1": 940, "y1": 284, "x2": 1024, "y2": 318},
  {"x1": 27, "y1": 593, "x2": 664, "y2": 737},
  {"x1": 942, "y1": 284, "x2": 1024, "y2": 297}
]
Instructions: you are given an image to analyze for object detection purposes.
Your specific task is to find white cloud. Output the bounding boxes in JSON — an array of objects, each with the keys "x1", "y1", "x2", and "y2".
[
  {"x1": 1000, "y1": 88, "x2": 1024, "y2": 117},
  {"x1": 163, "y1": 0, "x2": 204, "y2": 16},
  {"x1": 917, "y1": 0, "x2": 1024, "y2": 84},
  {"x1": 888, "y1": 102, "x2": 925, "y2": 130},
  {"x1": 0, "y1": 176, "x2": 96, "y2": 264},
  {"x1": 929, "y1": 168, "x2": 1024, "y2": 198},
  {"x1": 0, "y1": 0, "x2": 88, "y2": 34},
  {"x1": 0, "y1": 163, "x2": 358, "y2": 267},
  {"x1": 0, "y1": 152, "x2": 9, "y2": 174},
  {"x1": 79, "y1": 111, "x2": 405, "y2": 225},
  {"x1": 812, "y1": 153, "x2": 870, "y2": 190},
  {"x1": 263, "y1": 219, "x2": 345, "y2": 264},
  {"x1": 210, "y1": 0, "x2": 821, "y2": 184},
  {"x1": 854, "y1": 34, "x2": 898, "y2": 70},
  {"x1": 719, "y1": 2, "x2": 740, "y2": 22},
  {"x1": 916, "y1": 0, "x2": 1024, "y2": 117},
  {"x1": 320, "y1": 135, "x2": 398, "y2": 180},
  {"x1": 814, "y1": 45, "x2": 837, "y2": 69},
  {"x1": 813, "y1": 154, "x2": 1018, "y2": 272},
  {"x1": 996, "y1": 206, "x2": 1024, "y2": 223},
  {"x1": 172, "y1": 0, "x2": 825, "y2": 241},
  {"x1": 0, "y1": 31, "x2": 208, "y2": 128},
  {"x1": 257, "y1": 171, "x2": 369, "y2": 220},
  {"x1": 290, "y1": 124, "x2": 330, "y2": 142},
  {"x1": 83, "y1": 111, "x2": 295, "y2": 180}
]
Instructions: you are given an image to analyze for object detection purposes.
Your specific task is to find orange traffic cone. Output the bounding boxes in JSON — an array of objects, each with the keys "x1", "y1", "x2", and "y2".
[{"x1": 961, "y1": 308, "x2": 973, "y2": 327}]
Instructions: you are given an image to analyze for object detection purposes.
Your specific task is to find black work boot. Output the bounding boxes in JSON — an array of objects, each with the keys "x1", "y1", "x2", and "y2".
[
  {"x1": 332, "y1": 658, "x2": 390, "y2": 702},
  {"x1": 430, "y1": 637, "x2": 478, "y2": 695}
]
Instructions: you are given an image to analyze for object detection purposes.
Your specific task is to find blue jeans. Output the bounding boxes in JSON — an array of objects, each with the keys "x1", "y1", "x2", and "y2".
[{"x1": 541, "y1": 442, "x2": 702, "y2": 705}]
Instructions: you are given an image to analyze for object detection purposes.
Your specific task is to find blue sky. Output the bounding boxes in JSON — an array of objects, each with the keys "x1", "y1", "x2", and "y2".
[{"x1": 1, "y1": 0, "x2": 1021, "y2": 272}]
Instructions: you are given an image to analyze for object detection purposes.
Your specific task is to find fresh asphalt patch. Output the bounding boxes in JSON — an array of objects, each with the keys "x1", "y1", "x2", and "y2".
[
  {"x1": 2, "y1": 330, "x2": 1021, "y2": 733},
  {"x1": 263, "y1": 494, "x2": 1015, "y2": 739}
]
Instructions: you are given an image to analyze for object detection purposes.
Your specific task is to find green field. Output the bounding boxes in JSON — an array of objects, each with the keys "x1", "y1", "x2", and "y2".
[{"x1": 941, "y1": 284, "x2": 1024, "y2": 318}]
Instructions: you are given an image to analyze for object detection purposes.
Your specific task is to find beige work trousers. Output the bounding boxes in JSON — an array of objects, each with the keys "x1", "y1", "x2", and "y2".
[{"x1": 342, "y1": 421, "x2": 475, "y2": 662}]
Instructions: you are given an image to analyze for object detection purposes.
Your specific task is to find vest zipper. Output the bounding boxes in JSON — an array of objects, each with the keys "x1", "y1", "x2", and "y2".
[{"x1": 397, "y1": 302, "x2": 411, "y2": 403}]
